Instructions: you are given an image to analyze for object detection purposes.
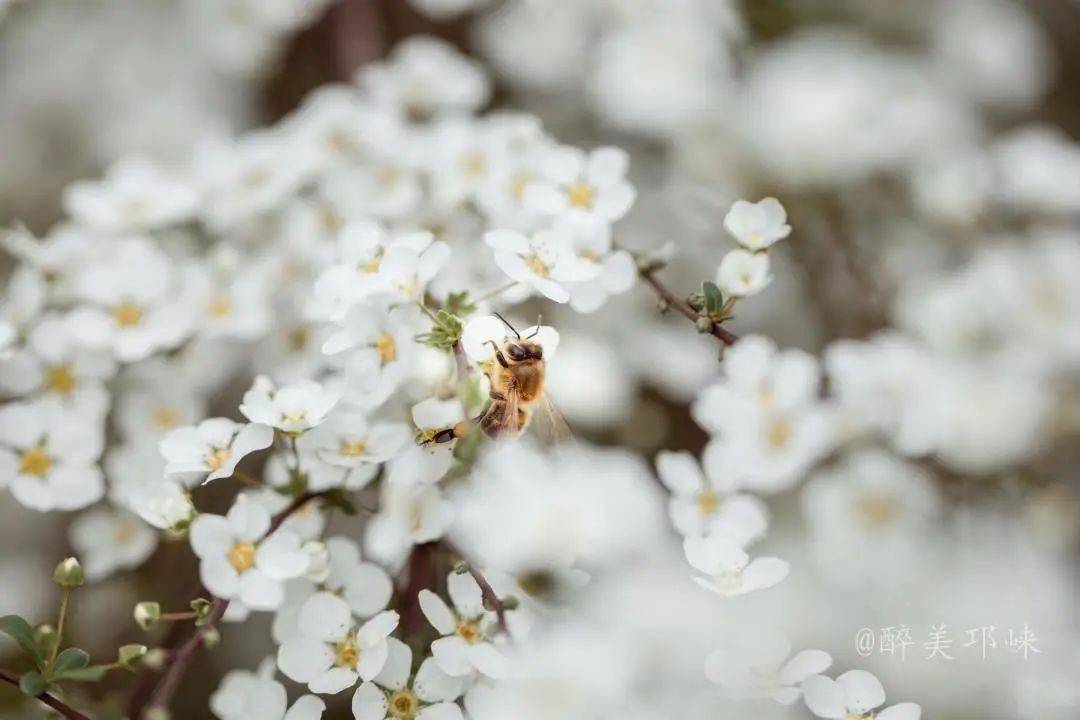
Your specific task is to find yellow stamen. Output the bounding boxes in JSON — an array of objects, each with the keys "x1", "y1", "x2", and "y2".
[
  {"x1": 114, "y1": 520, "x2": 137, "y2": 544},
  {"x1": 510, "y1": 173, "x2": 530, "y2": 199},
  {"x1": 856, "y1": 495, "x2": 897, "y2": 528},
  {"x1": 375, "y1": 332, "x2": 397, "y2": 364},
  {"x1": 339, "y1": 439, "x2": 367, "y2": 458},
  {"x1": 19, "y1": 446, "x2": 53, "y2": 477},
  {"x1": 227, "y1": 542, "x2": 256, "y2": 572},
  {"x1": 525, "y1": 254, "x2": 551, "y2": 278},
  {"x1": 464, "y1": 153, "x2": 486, "y2": 176},
  {"x1": 207, "y1": 296, "x2": 232, "y2": 318},
  {"x1": 388, "y1": 689, "x2": 420, "y2": 719},
  {"x1": 113, "y1": 301, "x2": 143, "y2": 327},
  {"x1": 335, "y1": 638, "x2": 360, "y2": 670},
  {"x1": 45, "y1": 365, "x2": 77, "y2": 396},
  {"x1": 206, "y1": 447, "x2": 231, "y2": 472},
  {"x1": 152, "y1": 406, "x2": 179, "y2": 429},
  {"x1": 765, "y1": 417, "x2": 791, "y2": 450},
  {"x1": 695, "y1": 489, "x2": 720, "y2": 516},
  {"x1": 378, "y1": 167, "x2": 399, "y2": 187},
  {"x1": 566, "y1": 183, "x2": 594, "y2": 209},
  {"x1": 456, "y1": 618, "x2": 482, "y2": 645},
  {"x1": 288, "y1": 326, "x2": 309, "y2": 352}
]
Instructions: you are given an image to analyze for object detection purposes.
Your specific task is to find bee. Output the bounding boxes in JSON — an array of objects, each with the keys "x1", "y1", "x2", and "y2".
[{"x1": 427, "y1": 313, "x2": 569, "y2": 444}]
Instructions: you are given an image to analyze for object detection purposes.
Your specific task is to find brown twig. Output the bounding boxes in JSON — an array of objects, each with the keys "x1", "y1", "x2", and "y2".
[
  {"x1": 439, "y1": 541, "x2": 509, "y2": 636},
  {"x1": 0, "y1": 668, "x2": 92, "y2": 720},
  {"x1": 130, "y1": 491, "x2": 326, "y2": 719},
  {"x1": 638, "y1": 268, "x2": 739, "y2": 346}
]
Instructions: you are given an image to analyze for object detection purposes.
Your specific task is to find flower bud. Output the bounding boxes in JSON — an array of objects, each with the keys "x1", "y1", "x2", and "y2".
[
  {"x1": 146, "y1": 708, "x2": 171, "y2": 720},
  {"x1": 53, "y1": 557, "x2": 84, "y2": 588},
  {"x1": 117, "y1": 644, "x2": 148, "y2": 670},
  {"x1": 189, "y1": 598, "x2": 212, "y2": 623},
  {"x1": 134, "y1": 602, "x2": 161, "y2": 630},
  {"x1": 201, "y1": 628, "x2": 221, "y2": 649},
  {"x1": 695, "y1": 317, "x2": 713, "y2": 334},
  {"x1": 142, "y1": 648, "x2": 167, "y2": 671}
]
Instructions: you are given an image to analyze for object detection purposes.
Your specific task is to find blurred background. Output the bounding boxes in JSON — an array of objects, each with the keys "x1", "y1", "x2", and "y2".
[{"x1": 1, "y1": 0, "x2": 1079, "y2": 718}]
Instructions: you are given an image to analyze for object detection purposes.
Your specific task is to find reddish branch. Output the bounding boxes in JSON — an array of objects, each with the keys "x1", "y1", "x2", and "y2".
[
  {"x1": 0, "y1": 669, "x2": 92, "y2": 720},
  {"x1": 130, "y1": 492, "x2": 326, "y2": 720},
  {"x1": 440, "y1": 541, "x2": 509, "y2": 636},
  {"x1": 638, "y1": 268, "x2": 739, "y2": 346}
]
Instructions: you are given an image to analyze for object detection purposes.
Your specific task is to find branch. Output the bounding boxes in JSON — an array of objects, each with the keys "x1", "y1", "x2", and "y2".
[
  {"x1": 638, "y1": 267, "x2": 739, "y2": 346},
  {"x1": 440, "y1": 541, "x2": 510, "y2": 636},
  {"x1": 0, "y1": 668, "x2": 92, "y2": 720},
  {"x1": 131, "y1": 491, "x2": 327, "y2": 720}
]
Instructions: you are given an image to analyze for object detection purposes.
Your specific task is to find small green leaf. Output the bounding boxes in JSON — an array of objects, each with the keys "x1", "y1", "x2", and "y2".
[
  {"x1": 50, "y1": 647, "x2": 90, "y2": 676},
  {"x1": 19, "y1": 671, "x2": 47, "y2": 697},
  {"x1": 0, "y1": 615, "x2": 46, "y2": 670},
  {"x1": 702, "y1": 281, "x2": 723, "y2": 315},
  {"x1": 52, "y1": 665, "x2": 109, "y2": 682},
  {"x1": 444, "y1": 291, "x2": 476, "y2": 318}
]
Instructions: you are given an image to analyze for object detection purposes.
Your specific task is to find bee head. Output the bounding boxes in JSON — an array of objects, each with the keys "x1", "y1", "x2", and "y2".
[{"x1": 506, "y1": 340, "x2": 542, "y2": 362}]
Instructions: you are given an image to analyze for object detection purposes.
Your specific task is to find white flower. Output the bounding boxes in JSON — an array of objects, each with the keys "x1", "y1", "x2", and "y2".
[
  {"x1": 190, "y1": 495, "x2": 311, "y2": 610},
  {"x1": 68, "y1": 238, "x2": 192, "y2": 362},
  {"x1": 705, "y1": 630, "x2": 831, "y2": 704},
  {"x1": 0, "y1": 319, "x2": 15, "y2": 359},
  {"x1": 460, "y1": 314, "x2": 559, "y2": 364},
  {"x1": 802, "y1": 670, "x2": 921, "y2": 720},
  {"x1": 68, "y1": 506, "x2": 157, "y2": 582},
  {"x1": 352, "y1": 638, "x2": 464, "y2": 720},
  {"x1": 716, "y1": 249, "x2": 771, "y2": 298},
  {"x1": 320, "y1": 537, "x2": 395, "y2": 618},
  {"x1": 160, "y1": 418, "x2": 274, "y2": 485},
  {"x1": 655, "y1": 449, "x2": 768, "y2": 544},
  {"x1": 358, "y1": 36, "x2": 491, "y2": 118},
  {"x1": 723, "y1": 198, "x2": 791, "y2": 251},
  {"x1": 240, "y1": 376, "x2": 339, "y2": 434},
  {"x1": 365, "y1": 483, "x2": 454, "y2": 571},
  {"x1": 277, "y1": 591, "x2": 398, "y2": 694},
  {"x1": 523, "y1": 146, "x2": 636, "y2": 231},
  {"x1": 300, "y1": 408, "x2": 410, "y2": 476},
  {"x1": 211, "y1": 657, "x2": 327, "y2": 720},
  {"x1": 386, "y1": 398, "x2": 464, "y2": 487},
  {"x1": 129, "y1": 479, "x2": 195, "y2": 531},
  {"x1": 323, "y1": 303, "x2": 417, "y2": 409},
  {"x1": 0, "y1": 401, "x2": 104, "y2": 512},
  {"x1": 683, "y1": 534, "x2": 789, "y2": 597},
  {"x1": 484, "y1": 228, "x2": 599, "y2": 303},
  {"x1": 420, "y1": 572, "x2": 508, "y2": 679},
  {"x1": 62, "y1": 155, "x2": 199, "y2": 233}
]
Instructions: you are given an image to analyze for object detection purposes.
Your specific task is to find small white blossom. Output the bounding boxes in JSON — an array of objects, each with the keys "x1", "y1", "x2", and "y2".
[
  {"x1": 484, "y1": 228, "x2": 599, "y2": 303},
  {"x1": 420, "y1": 572, "x2": 508, "y2": 680},
  {"x1": 656, "y1": 449, "x2": 768, "y2": 543},
  {"x1": 705, "y1": 630, "x2": 831, "y2": 704},
  {"x1": 240, "y1": 376, "x2": 339, "y2": 434},
  {"x1": 190, "y1": 495, "x2": 311, "y2": 610},
  {"x1": 683, "y1": 534, "x2": 789, "y2": 597},
  {"x1": 68, "y1": 506, "x2": 157, "y2": 582},
  {"x1": 352, "y1": 637, "x2": 464, "y2": 720},
  {"x1": 802, "y1": 670, "x2": 921, "y2": 720},
  {"x1": 277, "y1": 591, "x2": 399, "y2": 694},
  {"x1": 63, "y1": 155, "x2": 200, "y2": 233},
  {"x1": 129, "y1": 479, "x2": 195, "y2": 531},
  {"x1": 211, "y1": 657, "x2": 326, "y2": 720},
  {"x1": 723, "y1": 198, "x2": 791, "y2": 251},
  {"x1": 716, "y1": 249, "x2": 771, "y2": 298},
  {"x1": 160, "y1": 418, "x2": 274, "y2": 485},
  {"x1": 523, "y1": 146, "x2": 636, "y2": 231}
]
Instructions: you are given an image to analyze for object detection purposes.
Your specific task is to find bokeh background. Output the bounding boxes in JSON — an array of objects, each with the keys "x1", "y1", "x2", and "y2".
[{"x1": 2, "y1": 1, "x2": 1078, "y2": 718}]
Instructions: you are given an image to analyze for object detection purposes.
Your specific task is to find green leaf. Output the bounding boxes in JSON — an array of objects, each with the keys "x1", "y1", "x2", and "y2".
[
  {"x1": 702, "y1": 281, "x2": 723, "y2": 316},
  {"x1": 50, "y1": 647, "x2": 90, "y2": 677},
  {"x1": 321, "y1": 489, "x2": 357, "y2": 516},
  {"x1": 444, "y1": 291, "x2": 476, "y2": 318},
  {"x1": 18, "y1": 671, "x2": 46, "y2": 697},
  {"x1": 0, "y1": 615, "x2": 46, "y2": 670},
  {"x1": 52, "y1": 665, "x2": 109, "y2": 682}
]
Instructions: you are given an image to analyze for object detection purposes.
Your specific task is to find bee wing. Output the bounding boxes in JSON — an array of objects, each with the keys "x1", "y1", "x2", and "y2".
[
  {"x1": 532, "y1": 391, "x2": 574, "y2": 444},
  {"x1": 481, "y1": 385, "x2": 522, "y2": 438}
]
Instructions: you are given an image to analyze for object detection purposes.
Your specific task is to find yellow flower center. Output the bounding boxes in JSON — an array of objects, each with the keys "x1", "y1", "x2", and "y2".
[
  {"x1": 378, "y1": 167, "x2": 400, "y2": 187},
  {"x1": 227, "y1": 542, "x2": 256, "y2": 572},
  {"x1": 388, "y1": 689, "x2": 420, "y2": 719},
  {"x1": 363, "y1": 256, "x2": 382, "y2": 273},
  {"x1": 152, "y1": 406, "x2": 179, "y2": 429},
  {"x1": 456, "y1": 618, "x2": 482, "y2": 645},
  {"x1": 375, "y1": 332, "x2": 397, "y2": 364},
  {"x1": 335, "y1": 638, "x2": 360, "y2": 670},
  {"x1": 856, "y1": 494, "x2": 898, "y2": 528},
  {"x1": 464, "y1": 153, "x2": 486, "y2": 176},
  {"x1": 510, "y1": 173, "x2": 530, "y2": 199},
  {"x1": 114, "y1": 520, "x2": 137, "y2": 544},
  {"x1": 19, "y1": 446, "x2": 53, "y2": 477},
  {"x1": 288, "y1": 326, "x2": 310, "y2": 352},
  {"x1": 113, "y1": 301, "x2": 144, "y2": 327},
  {"x1": 207, "y1": 296, "x2": 232, "y2": 318},
  {"x1": 525, "y1": 254, "x2": 551, "y2": 278},
  {"x1": 765, "y1": 417, "x2": 791, "y2": 450},
  {"x1": 205, "y1": 447, "x2": 231, "y2": 471},
  {"x1": 339, "y1": 439, "x2": 367, "y2": 458},
  {"x1": 695, "y1": 488, "x2": 720, "y2": 516},
  {"x1": 566, "y1": 183, "x2": 594, "y2": 209},
  {"x1": 45, "y1": 365, "x2": 77, "y2": 396}
]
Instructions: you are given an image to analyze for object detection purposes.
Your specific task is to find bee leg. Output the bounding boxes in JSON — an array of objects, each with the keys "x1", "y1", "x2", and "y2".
[
  {"x1": 485, "y1": 341, "x2": 509, "y2": 368},
  {"x1": 430, "y1": 427, "x2": 459, "y2": 444}
]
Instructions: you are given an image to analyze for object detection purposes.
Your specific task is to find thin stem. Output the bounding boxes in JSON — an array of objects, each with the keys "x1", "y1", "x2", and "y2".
[
  {"x1": 0, "y1": 668, "x2": 91, "y2": 720},
  {"x1": 472, "y1": 281, "x2": 518, "y2": 305},
  {"x1": 440, "y1": 541, "x2": 510, "y2": 637},
  {"x1": 159, "y1": 611, "x2": 198, "y2": 622},
  {"x1": 47, "y1": 588, "x2": 70, "y2": 670},
  {"x1": 415, "y1": 300, "x2": 440, "y2": 323},
  {"x1": 638, "y1": 267, "x2": 739, "y2": 346},
  {"x1": 131, "y1": 491, "x2": 328, "y2": 719}
]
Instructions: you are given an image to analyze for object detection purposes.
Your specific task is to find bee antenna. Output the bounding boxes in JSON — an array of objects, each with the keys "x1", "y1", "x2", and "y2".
[
  {"x1": 527, "y1": 315, "x2": 542, "y2": 338},
  {"x1": 493, "y1": 311, "x2": 520, "y2": 339}
]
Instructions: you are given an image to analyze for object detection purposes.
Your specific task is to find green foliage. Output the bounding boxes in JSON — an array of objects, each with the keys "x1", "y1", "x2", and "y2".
[
  {"x1": 443, "y1": 291, "x2": 477, "y2": 318},
  {"x1": 416, "y1": 309, "x2": 464, "y2": 350},
  {"x1": 321, "y1": 488, "x2": 358, "y2": 516},
  {"x1": 18, "y1": 671, "x2": 46, "y2": 696},
  {"x1": 0, "y1": 615, "x2": 45, "y2": 670},
  {"x1": 51, "y1": 648, "x2": 89, "y2": 675}
]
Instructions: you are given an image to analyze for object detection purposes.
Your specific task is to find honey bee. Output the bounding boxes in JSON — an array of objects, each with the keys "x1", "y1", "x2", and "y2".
[{"x1": 427, "y1": 313, "x2": 569, "y2": 444}]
